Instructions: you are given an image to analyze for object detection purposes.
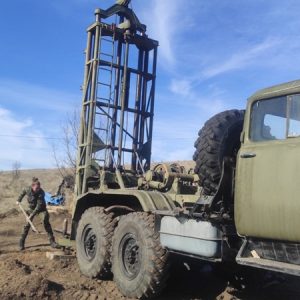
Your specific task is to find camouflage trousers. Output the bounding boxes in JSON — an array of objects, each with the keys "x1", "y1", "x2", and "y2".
[{"x1": 21, "y1": 209, "x2": 54, "y2": 238}]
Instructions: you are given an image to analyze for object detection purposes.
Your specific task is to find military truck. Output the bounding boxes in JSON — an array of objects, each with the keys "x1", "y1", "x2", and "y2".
[{"x1": 70, "y1": 1, "x2": 300, "y2": 298}]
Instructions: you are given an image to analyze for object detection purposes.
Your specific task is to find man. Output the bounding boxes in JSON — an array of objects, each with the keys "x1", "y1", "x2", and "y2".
[{"x1": 16, "y1": 177, "x2": 58, "y2": 250}]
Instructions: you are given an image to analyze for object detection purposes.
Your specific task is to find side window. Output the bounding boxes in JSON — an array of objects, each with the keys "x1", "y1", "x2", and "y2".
[
  {"x1": 250, "y1": 97, "x2": 287, "y2": 142},
  {"x1": 288, "y1": 95, "x2": 300, "y2": 138},
  {"x1": 264, "y1": 114, "x2": 286, "y2": 140}
]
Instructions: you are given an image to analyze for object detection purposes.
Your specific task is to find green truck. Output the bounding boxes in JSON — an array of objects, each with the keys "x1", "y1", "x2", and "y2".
[{"x1": 70, "y1": 1, "x2": 300, "y2": 298}]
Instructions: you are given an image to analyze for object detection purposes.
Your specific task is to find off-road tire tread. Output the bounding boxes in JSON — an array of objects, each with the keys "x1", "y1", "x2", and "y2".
[
  {"x1": 193, "y1": 109, "x2": 245, "y2": 195},
  {"x1": 112, "y1": 212, "x2": 169, "y2": 299},
  {"x1": 76, "y1": 207, "x2": 117, "y2": 278}
]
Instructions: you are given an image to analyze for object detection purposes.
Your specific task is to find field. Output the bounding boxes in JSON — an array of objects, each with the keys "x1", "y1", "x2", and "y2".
[
  {"x1": 0, "y1": 168, "x2": 65, "y2": 213},
  {"x1": 1, "y1": 166, "x2": 300, "y2": 299}
]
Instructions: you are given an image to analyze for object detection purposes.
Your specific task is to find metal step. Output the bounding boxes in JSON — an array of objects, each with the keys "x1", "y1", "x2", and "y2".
[
  {"x1": 100, "y1": 52, "x2": 114, "y2": 58},
  {"x1": 97, "y1": 82, "x2": 111, "y2": 87},
  {"x1": 236, "y1": 256, "x2": 300, "y2": 276},
  {"x1": 94, "y1": 158, "x2": 106, "y2": 163},
  {"x1": 94, "y1": 127, "x2": 108, "y2": 132},
  {"x1": 236, "y1": 240, "x2": 300, "y2": 276},
  {"x1": 101, "y1": 38, "x2": 114, "y2": 43},
  {"x1": 99, "y1": 67, "x2": 113, "y2": 72},
  {"x1": 97, "y1": 97, "x2": 112, "y2": 102},
  {"x1": 95, "y1": 111, "x2": 107, "y2": 116}
]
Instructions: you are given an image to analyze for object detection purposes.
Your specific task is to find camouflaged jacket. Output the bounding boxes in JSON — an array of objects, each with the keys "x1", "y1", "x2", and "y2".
[{"x1": 17, "y1": 187, "x2": 47, "y2": 213}]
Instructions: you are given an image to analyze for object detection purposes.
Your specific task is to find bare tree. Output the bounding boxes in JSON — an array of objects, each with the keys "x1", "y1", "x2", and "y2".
[
  {"x1": 12, "y1": 161, "x2": 21, "y2": 180},
  {"x1": 52, "y1": 109, "x2": 79, "y2": 189}
]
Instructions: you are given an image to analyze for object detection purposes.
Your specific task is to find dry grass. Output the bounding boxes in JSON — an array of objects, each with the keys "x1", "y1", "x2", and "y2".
[
  {"x1": 0, "y1": 169, "x2": 65, "y2": 213},
  {"x1": 0, "y1": 161, "x2": 195, "y2": 214}
]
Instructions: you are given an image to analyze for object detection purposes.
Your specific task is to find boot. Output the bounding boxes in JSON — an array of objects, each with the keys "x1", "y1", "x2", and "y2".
[
  {"x1": 19, "y1": 229, "x2": 28, "y2": 251},
  {"x1": 19, "y1": 236, "x2": 25, "y2": 251},
  {"x1": 49, "y1": 235, "x2": 59, "y2": 249}
]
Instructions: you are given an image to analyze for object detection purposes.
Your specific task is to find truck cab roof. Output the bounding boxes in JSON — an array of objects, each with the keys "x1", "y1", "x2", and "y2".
[{"x1": 249, "y1": 79, "x2": 300, "y2": 103}]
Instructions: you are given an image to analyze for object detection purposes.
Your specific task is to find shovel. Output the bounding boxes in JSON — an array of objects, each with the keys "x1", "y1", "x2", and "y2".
[{"x1": 17, "y1": 202, "x2": 44, "y2": 234}]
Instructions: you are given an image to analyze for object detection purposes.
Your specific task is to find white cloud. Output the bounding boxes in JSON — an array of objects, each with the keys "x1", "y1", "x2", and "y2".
[
  {"x1": 141, "y1": 0, "x2": 184, "y2": 67},
  {"x1": 0, "y1": 106, "x2": 53, "y2": 170},
  {"x1": 152, "y1": 138, "x2": 194, "y2": 162},
  {"x1": 0, "y1": 79, "x2": 79, "y2": 112},
  {"x1": 169, "y1": 79, "x2": 193, "y2": 97},
  {"x1": 0, "y1": 79, "x2": 79, "y2": 170},
  {"x1": 152, "y1": 116, "x2": 200, "y2": 162},
  {"x1": 167, "y1": 76, "x2": 230, "y2": 117},
  {"x1": 201, "y1": 37, "x2": 282, "y2": 79}
]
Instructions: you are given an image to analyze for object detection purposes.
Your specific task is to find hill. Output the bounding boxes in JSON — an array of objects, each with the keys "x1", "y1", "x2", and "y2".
[{"x1": 0, "y1": 161, "x2": 195, "y2": 214}]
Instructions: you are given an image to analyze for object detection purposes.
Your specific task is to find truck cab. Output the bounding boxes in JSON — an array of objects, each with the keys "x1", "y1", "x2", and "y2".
[
  {"x1": 236, "y1": 80, "x2": 300, "y2": 242},
  {"x1": 164, "y1": 80, "x2": 300, "y2": 277}
]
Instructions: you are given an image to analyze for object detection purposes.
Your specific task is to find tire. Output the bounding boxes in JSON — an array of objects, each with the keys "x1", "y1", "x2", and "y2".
[
  {"x1": 76, "y1": 207, "x2": 116, "y2": 278},
  {"x1": 193, "y1": 109, "x2": 245, "y2": 195},
  {"x1": 112, "y1": 212, "x2": 169, "y2": 299}
]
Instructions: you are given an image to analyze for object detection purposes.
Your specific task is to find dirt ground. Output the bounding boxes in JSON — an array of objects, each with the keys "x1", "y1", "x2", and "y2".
[
  {"x1": 1, "y1": 166, "x2": 300, "y2": 299},
  {"x1": 1, "y1": 209, "x2": 300, "y2": 300}
]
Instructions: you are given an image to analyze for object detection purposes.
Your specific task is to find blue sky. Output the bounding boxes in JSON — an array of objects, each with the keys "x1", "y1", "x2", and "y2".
[{"x1": 1, "y1": 0, "x2": 300, "y2": 170}]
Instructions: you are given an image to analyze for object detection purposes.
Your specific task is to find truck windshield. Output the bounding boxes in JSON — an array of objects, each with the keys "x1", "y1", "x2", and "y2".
[{"x1": 250, "y1": 95, "x2": 300, "y2": 141}]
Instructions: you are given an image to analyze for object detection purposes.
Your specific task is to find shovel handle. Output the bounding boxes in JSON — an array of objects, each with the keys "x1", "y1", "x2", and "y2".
[{"x1": 17, "y1": 202, "x2": 40, "y2": 234}]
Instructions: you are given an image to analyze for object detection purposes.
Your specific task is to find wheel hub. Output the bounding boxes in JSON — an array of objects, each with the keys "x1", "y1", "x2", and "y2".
[
  {"x1": 121, "y1": 234, "x2": 141, "y2": 279},
  {"x1": 82, "y1": 225, "x2": 97, "y2": 261}
]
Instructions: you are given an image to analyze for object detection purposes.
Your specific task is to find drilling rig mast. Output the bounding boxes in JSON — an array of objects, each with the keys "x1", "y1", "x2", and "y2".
[{"x1": 76, "y1": 1, "x2": 158, "y2": 196}]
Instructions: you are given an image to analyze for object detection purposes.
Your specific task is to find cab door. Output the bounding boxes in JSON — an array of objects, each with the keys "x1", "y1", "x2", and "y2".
[{"x1": 235, "y1": 95, "x2": 300, "y2": 242}]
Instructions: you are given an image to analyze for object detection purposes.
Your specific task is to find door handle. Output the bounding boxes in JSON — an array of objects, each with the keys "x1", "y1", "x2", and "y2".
[{"x1": 240, "y1": 152, "x2": 256, "y2": 158}]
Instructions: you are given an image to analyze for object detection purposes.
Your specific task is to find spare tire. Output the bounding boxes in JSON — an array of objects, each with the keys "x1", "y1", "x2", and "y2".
[{"x1": 193, "y1": 109, "x2": 245, "y2": 195}]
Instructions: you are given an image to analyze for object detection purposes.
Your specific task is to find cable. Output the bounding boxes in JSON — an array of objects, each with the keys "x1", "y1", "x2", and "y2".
[
  {"x1": 0, "y1": 133, "x2": 194, "y2": 141},
  {"x1": 0, "y1": 134, "x2": 63, "y2": 140}
]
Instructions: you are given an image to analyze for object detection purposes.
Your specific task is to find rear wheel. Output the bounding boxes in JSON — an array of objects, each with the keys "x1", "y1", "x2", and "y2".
[
  {"x1": 112, "y1": 212, "x2": 169, "y2": 299},
  {"x1": 76, "y1": 207, "x2": 116, "y2": 278},
  {"x1": 193, "y1": 109, "x2": 245, "y2": 195}
]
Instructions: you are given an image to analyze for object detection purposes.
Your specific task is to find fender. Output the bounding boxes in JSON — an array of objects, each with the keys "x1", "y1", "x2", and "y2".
[{"x1": 70, "y1": 189, "x2": 176, "y2": 239}]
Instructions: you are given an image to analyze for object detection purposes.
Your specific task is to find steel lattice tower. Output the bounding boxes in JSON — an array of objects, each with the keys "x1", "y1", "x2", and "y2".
[{"x1": 76, "y1": 2, "x2": 158, "y2": 196}]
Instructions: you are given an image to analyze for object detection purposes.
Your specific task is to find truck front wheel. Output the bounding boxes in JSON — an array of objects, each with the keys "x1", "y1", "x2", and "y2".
[
  {"x1": 112, "y1": 212, "x2": 169, "y2": 299},
  {"x1": 76, "y1": 207, "x2": 116, "y2": 278}
]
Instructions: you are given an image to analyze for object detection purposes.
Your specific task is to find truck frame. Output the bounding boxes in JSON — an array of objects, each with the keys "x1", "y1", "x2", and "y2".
[{"x1": 71, "y1": 1, "x2": 300, "y2": 298}]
